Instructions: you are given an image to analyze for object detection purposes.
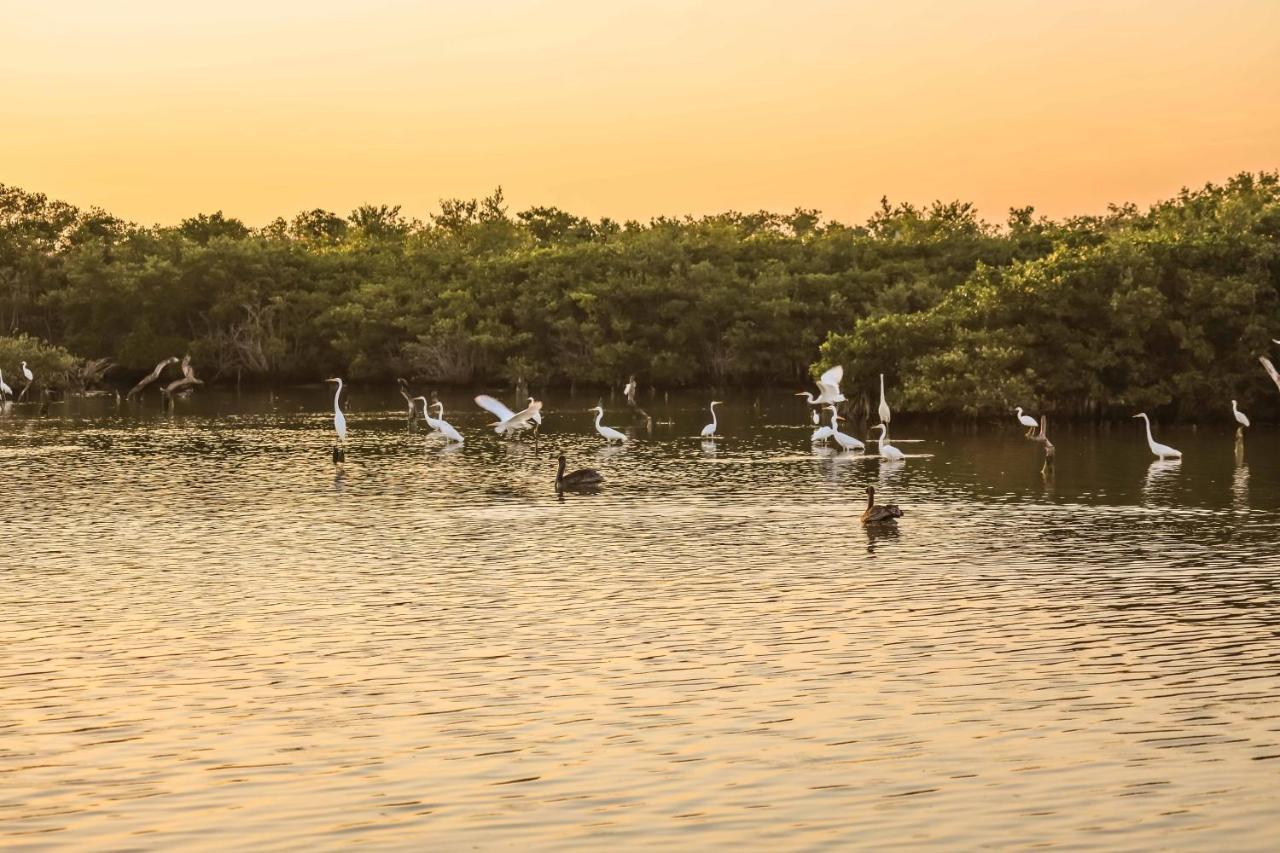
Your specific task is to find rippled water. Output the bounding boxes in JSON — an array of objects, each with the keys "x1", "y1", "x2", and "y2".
[{"x1": 3, "y1": 388, "x2": 1278, "y2": 849}]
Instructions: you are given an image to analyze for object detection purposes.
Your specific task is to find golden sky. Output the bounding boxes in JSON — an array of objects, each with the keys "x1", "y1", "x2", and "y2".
[{"x1": 4, "y1": 0, "x2": 1277, "y2": 226}]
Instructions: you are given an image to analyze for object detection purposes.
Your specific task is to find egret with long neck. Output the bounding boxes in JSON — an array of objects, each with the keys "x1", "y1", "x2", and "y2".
[
  {"x1": 872, "y1": 423, "x2": 904, "y2": 460},
  {"x1": 1133, "y1": 412, "x2": 1181, "y2": 459},
  {"x1": 700, "y1": 401, "x2": 722, "y2": 438},
  {"x1": 878, "y1": 374, "x2": 891, "y2": 428}
]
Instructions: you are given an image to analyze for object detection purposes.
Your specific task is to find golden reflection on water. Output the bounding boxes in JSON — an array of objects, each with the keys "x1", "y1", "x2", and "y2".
[{"x1": 2, "y1": 391, "x2": 1279, "y2": 848}]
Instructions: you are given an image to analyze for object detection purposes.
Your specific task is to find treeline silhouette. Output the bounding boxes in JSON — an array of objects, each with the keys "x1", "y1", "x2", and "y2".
[{"x1": 1, "y1": 173, "x2": 1277, "y2": 418}]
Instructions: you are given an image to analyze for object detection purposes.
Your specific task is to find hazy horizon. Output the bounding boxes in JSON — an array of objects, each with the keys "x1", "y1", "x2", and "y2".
[{"x1": 6, "y1": 1, "x2": 1277, "y2": 227}]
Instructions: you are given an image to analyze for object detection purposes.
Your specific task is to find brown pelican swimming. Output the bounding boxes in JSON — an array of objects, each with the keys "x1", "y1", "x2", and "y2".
[
  {"x1": 555, "y1": 453, "x2": 603, "y2": 491},
  {"x1": 860, "y1": 486, "x2": 904, "y2": 525}
]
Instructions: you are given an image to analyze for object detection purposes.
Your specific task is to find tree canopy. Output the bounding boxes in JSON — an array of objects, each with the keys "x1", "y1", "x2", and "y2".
[{"x1": 1, "y1": 174, "x2": 1277, "y2": 418}]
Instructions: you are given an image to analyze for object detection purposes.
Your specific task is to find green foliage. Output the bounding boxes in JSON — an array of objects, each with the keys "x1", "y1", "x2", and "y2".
[
  {"x1": 0, "y1": 334, "x2": 79, "y2": 389},
  {"x1": 1, "y1": 174, "x2": 1278, "y2": 419}
]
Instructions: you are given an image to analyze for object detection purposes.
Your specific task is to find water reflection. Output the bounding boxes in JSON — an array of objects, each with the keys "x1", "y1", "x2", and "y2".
[{"x1": 1, "y1": 390, "x2": 1277, "y2": 849}]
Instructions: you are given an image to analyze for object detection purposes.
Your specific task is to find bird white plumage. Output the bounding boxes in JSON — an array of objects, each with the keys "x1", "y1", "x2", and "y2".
[
  {"x1": 21, "y1": 361, "x2": 33, "y2": 382},
  {"x1": 1231, "y1": 400, "x2": 1250, "y2": 428},
  {"x1": 431, "y1": 401, "x2": 465, "y2": 443},
  {"x1": 878, "y1": 373, "x2": 891, "y2": 425},
  {"x1": 0, "y1": 369, "x2": 12, "y2": 399},
  {"x1": 873, "y1": 423, "x2": 904, "y2": 460},
  {"x1": 700, "y1": 401, "x2": 722, "y2": 437},
  {"x1": 1133, "y1": 413, "x2": 1181, "y2": 459},
  {"x1": 831, "y1": 413, "x2": 866, "y2": 452},
  {"x1": 325, "y1": 377, "x2": 347, "y2": 442},
  {"x1": 811, "y1": 406, "x2": 836, "y2": 444},
  {"x1": 591, "y1": 406, "x2": 627, "y2": 443},
  {"x1": 797, "y1": 365, "x2": 845, "y2": 405},
  {"x1": 1015, "y1": 406, "x2": 1039, "y2": 431}
]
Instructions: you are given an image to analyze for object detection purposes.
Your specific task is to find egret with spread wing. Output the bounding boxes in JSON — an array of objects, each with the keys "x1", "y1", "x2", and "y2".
[{"x1": 796, "y1": 365, "x2": 845, "y2": 406}]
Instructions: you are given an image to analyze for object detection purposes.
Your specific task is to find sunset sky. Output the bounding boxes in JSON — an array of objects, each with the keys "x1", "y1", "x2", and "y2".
[{"x1": 5, "y1": 0, "x2": 1277, "y2": 227}]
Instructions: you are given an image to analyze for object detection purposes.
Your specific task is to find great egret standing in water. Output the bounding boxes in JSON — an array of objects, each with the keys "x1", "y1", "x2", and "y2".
[
  {"x1": 0, "y1": 369, "x2": 11, "y2": 401},
  {"x1": 797, "y1": 365, "x2": 845, "y2": 406},
  {"x1": 590, "y1": 406, "x2": 628, "y2": 443},
  {"x1": 430, "y1": 401, "x2": 465, "y2": 443},
  {"x1": 872, "y1": 424, "x2": 904, "y2": 460},
  {"x1": 811, "y1": 406, "x2": 836, "y2": 444},
  {"x1": 878, "y1": 374, "x2": 891, "y2": 427},
  {"x1": 1015, "y1": 407, "x2": 1039, "y2": 436},
  {"x1": 325, "y1": 378, "x2": 347, "y2": 442},
  {"x1": 831, "y1": 413, "x2": 865, "y2": 452},
  {"x1": 1133, "y1": 413, "x2": 1181, "y2": 459},
  {"x1": 700, "y1": 401, "x2": 723, "y2": 437},
  {"x1": 21, "y1": 362, "x2": 33, "y2": 383},
  {"x1": 1232, "y1": 400, "x2": 1250, "y2": 429}
]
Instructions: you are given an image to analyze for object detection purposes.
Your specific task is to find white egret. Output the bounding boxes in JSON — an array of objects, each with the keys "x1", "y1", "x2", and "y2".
[
  {"x1": 1014, "y1": 406, "x2": 1039, "y2": 436},
  {"x1": 325, "y1": 377, "x2": 347, "y2": 442},
  {"x1": 878, "y1": 374, "x2": 891, "y2": 426},
  {"x1": 1231, "y1": 400, "x2": 1250, "y2": 429},
  {"x1": 810, "y1": 408, "x2": 819, "y2": 425},
  {"x1": 411, "y1": 396, "x2": 441, "y2": 432},
  {"x1": 700, "y1": 401, "x2": 723, "y2": 437},
  {"x1": 590, "y1": 405, "x2": 628, "y2": 443},
  {"x1": 1132, "y1": 413, "x2": 1181, "y2": 459},
  {"x1": 811, "y1": 405, "x2": 837, "y2": 444},
  {"x1": 475, "y1": 394, "x2": 542, "y2": 435},
  {"x1": 861, "y1": 486, "x2": 904, "y2": 525},
  {"x1": 21, "y1": 362, "x2": 33, "y2": 383},
  {"x1": 623, "y1": 376, "x2": 637, "y2": 401},
  {"x1": 556, "y1": 453, "x2": 603, "y2": 490},
  {"x1": 431, "y1": 401, "x2": 465, "y2": 443},
  {"x1": 0, "y1": 369, "x2": 11, "y2": 400},
  {"x1": 872, "y1": 424, "x2": 904, "y2": 460},
  {"x1": 831, "y1": 414, "x2": 866, "y2": 452},
  {"x1": 796, "y1": 365, "x2": 845, "y2": 406}
]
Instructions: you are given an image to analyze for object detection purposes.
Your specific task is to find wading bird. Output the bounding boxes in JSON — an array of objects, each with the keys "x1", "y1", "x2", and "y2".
[
  {"x1": 326, "y1": 377, "x2": 347, "y2": 443},
  {"x1": 555, "y1": 452, "x2": 603, "y2": 491},
  {"x1": 811, "y1": 406, "x2": 836, "y2": 444},
  {"x1": 797, "y1": 365, "x2": 845, "y2": 406},
  {"x1": 700, "y1": 401, "x2": 723, "y2": 438},
  {"x1": 397, "y1": 378, "x2": 417, "y2": 423},
  {"x1": 0, "y1": 369, "x2": 11, "y2": 400},
  {"x1": 475, "y1": 394, "x2": 542, "y2": 436},
  {"x1": 872, "y1": 423, "x2": 904, "y2": 460},
  {"x1": 860, "y1": 485, "x2": 904, "y2": 525},
  {"x1": 1232, "y1": 400, "x2": 1250, "y2": 430},
  {"x1": 1015, "y1": 406, "x2": 1039, "y2": 436},
  {"x1": 590, "y1": 406, "x2": 628, "y2": 443},
  {"x1": 810, "y1": 408, "x2": 819, "y2": 425},
  {"x1": 878, "y1": 374, "x2": 891, "y2": 427},
  {"x1": 831, "y1": 413, "x2": 866, "y2": 452},
  {"x1": 1133, "y1": 412, "x2": 1181, "y2": 459},
  {"x1": 430, "y1": 401, "x2": 465, "y2": 443}
]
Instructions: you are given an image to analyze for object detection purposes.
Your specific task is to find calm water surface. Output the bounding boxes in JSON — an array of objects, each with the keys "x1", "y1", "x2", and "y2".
[{"x1": 2, "y1": 388, "x2": 1278, "y2": 849}]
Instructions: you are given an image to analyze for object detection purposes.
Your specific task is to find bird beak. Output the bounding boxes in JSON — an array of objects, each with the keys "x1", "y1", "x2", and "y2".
[{"x1": 1131, "y1": 414, "x2": 1141, "y2": 419}]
